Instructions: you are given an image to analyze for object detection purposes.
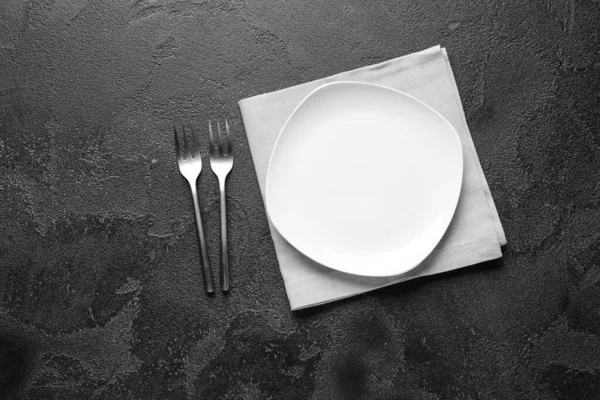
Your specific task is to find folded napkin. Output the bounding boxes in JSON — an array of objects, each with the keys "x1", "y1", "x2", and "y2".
[{"x1": 238, "y1": 45, "x2": 506, "y2": 310}]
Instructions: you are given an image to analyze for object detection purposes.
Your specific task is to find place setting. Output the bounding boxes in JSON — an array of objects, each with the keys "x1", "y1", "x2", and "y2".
[{"x1": 177, "y1": 45, "x2": 506, "y2": 309}]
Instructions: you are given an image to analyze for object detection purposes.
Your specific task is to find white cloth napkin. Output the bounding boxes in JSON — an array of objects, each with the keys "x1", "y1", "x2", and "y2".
[{"x1": 238, "y1": 46, "x2": 506, "y2": 310}]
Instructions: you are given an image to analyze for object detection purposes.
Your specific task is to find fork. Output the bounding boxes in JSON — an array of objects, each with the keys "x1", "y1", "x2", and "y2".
[
  {"x1": 208, "y1": 120, "x2": 233, "y2": 292},
  {"x1": 174, "y1": 124, "x2": 214, "y2": 294}
]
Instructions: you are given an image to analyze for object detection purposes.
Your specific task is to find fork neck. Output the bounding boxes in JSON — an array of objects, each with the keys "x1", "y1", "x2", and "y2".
[{"x1": 187, "y1": 178, "x2": 199, "y2": 194}]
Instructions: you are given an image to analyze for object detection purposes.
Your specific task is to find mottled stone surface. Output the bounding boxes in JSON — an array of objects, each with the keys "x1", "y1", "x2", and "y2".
[{"x1": 1, "y1": 0, "x2": 599, "y2": 399}]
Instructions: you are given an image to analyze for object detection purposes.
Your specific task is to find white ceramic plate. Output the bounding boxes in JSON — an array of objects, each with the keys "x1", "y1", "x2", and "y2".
[{"x1": 266, "y1": 81, "x2": 463, "y2": 277}]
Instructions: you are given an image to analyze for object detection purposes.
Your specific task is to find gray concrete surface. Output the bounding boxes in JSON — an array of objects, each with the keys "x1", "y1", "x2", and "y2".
[{"x1": 1, "y1": 0, "x2": 600, "y2": 398}]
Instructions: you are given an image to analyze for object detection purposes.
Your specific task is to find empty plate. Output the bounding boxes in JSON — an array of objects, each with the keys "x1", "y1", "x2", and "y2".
[{"x1": 266, "y1": 81, "x2": 463, "y2": 277}]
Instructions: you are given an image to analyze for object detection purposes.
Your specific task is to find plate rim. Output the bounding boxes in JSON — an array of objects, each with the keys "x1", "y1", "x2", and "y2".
[{"x1": 265, "y1": 80, "x2": 464, "y2": 277}]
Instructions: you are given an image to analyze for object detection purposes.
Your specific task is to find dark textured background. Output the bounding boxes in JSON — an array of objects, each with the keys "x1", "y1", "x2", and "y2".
[{"x1": 1, "y1": 0, "x2": 600, "y2": 399}]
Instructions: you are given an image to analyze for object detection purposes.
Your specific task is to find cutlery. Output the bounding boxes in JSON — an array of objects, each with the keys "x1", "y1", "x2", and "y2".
[
  {"x1": 208, "y1": 120, "x2": 233, "y2": 292},
  {"x1": 174, "y1": 124, "x2": 214, "y2": 293}
]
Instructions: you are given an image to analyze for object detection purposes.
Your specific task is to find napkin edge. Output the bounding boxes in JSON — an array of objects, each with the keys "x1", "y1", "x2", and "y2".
[
  {"x1": 441, "y1": 48, "x2": 507, "y2": 246},
  {"x1": 287, "y1": 237, "x2": 503, "y2": 310},
  {"x1": 238, "y1": 45, "x2": 443, "y2": 107}
]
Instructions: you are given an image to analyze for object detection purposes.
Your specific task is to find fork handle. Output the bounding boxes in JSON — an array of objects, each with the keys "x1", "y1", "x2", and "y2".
[
  {"x1": 219, "y1": 183, "x2": 230, "y2": 292},
  {"x1": 190, "y1": 184, "x2": 214, "y2": 294}
]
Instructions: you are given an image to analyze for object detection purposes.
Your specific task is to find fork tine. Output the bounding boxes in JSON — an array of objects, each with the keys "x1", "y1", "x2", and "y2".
[
  {"x1": 173, "y1": 125, "x2": 183, "y2": 161},
  {"x1": 208, "y1": 120, "x2": 216, "y2": 156},
  {"x1": 225, "y1": 119, "x2": 232, "y2": 156},
  {"x1": 181, "y1": 124, "x2": 190, "y2": 159},
  {"x1": 190, "y1": 124, "x2": 199, "y2": 158},
  {"x1": 217, "y1": 120, "x2": 224, "y2": 156}
]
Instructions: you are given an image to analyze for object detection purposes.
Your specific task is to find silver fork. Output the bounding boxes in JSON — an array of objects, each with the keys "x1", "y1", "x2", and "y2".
[
  {"x1": 174, "y1": 124, "x2": 214, "y2": 294},
  {"x1": 208, "y1": 120, "x2": 233, "y2": 292}
]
